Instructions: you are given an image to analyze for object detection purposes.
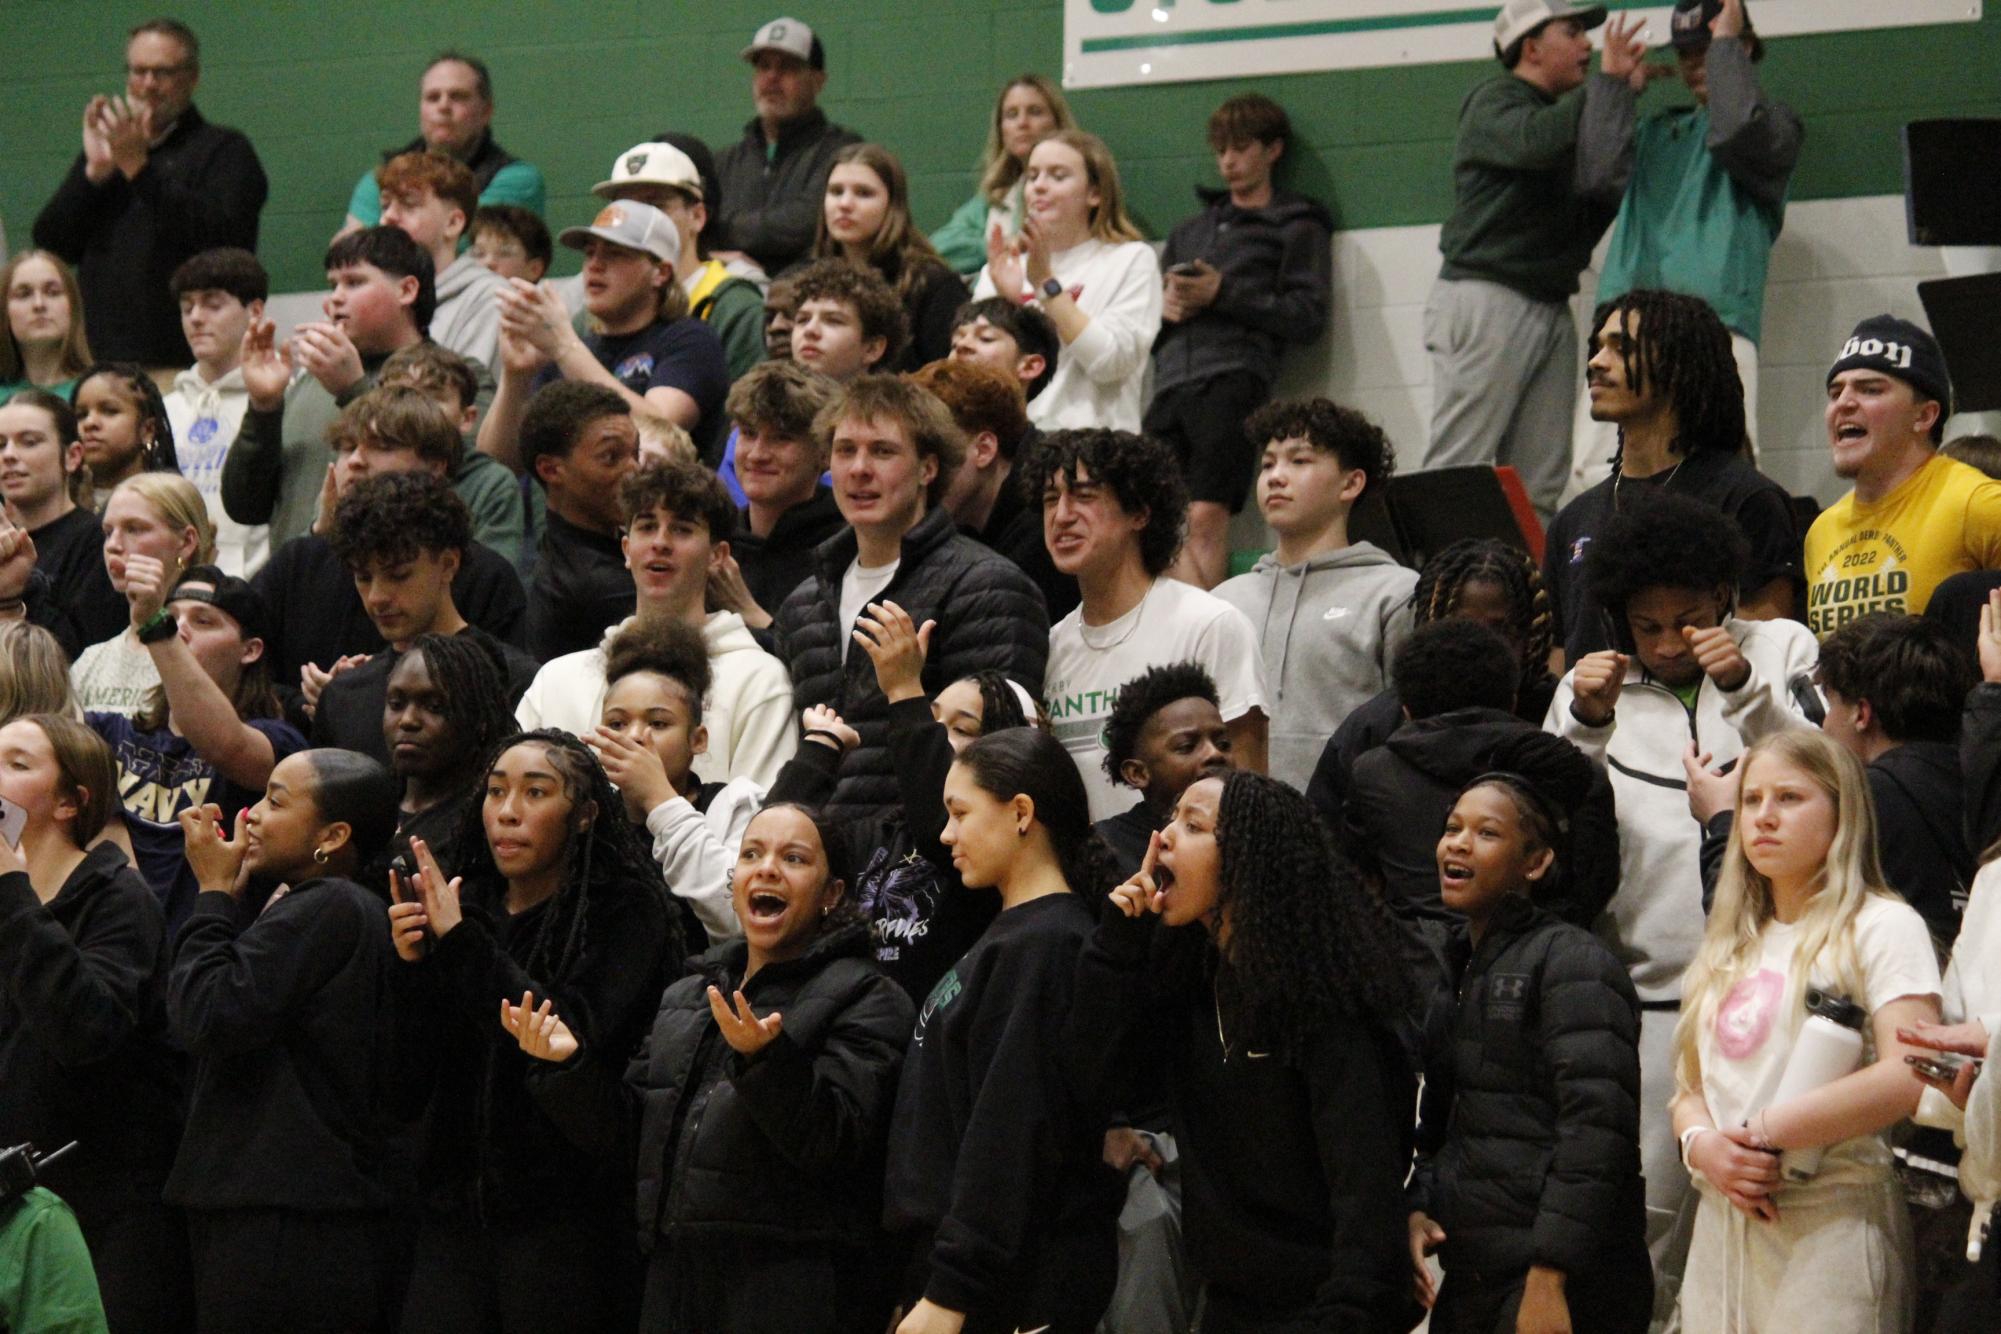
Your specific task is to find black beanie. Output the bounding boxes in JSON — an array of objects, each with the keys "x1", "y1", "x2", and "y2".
[{"x1": 1827, "y1": 314, "x2": 1952, "y2": 416}]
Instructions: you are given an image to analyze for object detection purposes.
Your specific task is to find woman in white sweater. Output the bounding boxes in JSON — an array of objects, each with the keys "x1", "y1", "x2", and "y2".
[{"x1": 973, "y1": 130, "x2": 1160, "y2": 433}]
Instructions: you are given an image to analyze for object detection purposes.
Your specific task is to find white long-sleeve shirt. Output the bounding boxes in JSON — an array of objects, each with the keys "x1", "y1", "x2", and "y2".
[{"x1": 974, "y1": 237, "x2": 1162, "y2": 433}]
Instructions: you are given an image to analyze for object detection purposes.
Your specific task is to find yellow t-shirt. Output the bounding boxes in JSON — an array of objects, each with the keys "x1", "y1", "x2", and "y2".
[{"x1": 1804, "y1": 454, "x2": 2001, "y2": 638}]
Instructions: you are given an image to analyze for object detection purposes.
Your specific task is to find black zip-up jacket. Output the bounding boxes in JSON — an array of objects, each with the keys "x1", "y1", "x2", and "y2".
[
  {"x1": 0, "y1": 845, "x2": 181, "y2": 1225},
  {"x1": 775, "y1": 505, "x2": 1048, "y2": 822},
  {"x1": 1407, "y1": 896, "x2": 1648, "y2": 1285},
  {"x1": 34, "y1": 104, "x2": 268, "y2": 364},
  {"x1": 164, "y1": 878, "x2": 401, "y2": 1212},
  {"x1": 1075, "y1": 908, "x2": 1414, "y2": 1332},
  {"x1": 398, "y1": 874, "x2": 674, "y2": 1222},
  {"x1": 1152, "y1": 187, "x2": 1333, "y2": 394},
  {"x1": 713, "y1": 108, "x2": 862, "y2": 274},
  {"x1": 883, "y1": 892, "x2": 1123, "y2": 1325},
  {"x1": 529, "y1": 921, "x2": 913, "y2": 1253},
  {"x1": 1342, "y1": 707, "x2": 1620, "y2": 929}
]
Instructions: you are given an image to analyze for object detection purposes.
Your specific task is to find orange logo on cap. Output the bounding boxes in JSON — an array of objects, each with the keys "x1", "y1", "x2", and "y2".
[{"x1": 594, "y1": 205, "x2": 626, "y2": 228}]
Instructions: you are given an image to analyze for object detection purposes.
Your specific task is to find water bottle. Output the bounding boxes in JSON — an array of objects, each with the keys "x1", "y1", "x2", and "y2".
[{"x1": 1761, "y1": 988, "x2": 1867, "y2": 1182}]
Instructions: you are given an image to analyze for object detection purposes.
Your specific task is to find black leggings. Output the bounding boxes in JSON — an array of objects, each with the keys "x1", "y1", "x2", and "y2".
[{"x1": 398, "y1": 1206, "x2": 635, "y2": 1333}]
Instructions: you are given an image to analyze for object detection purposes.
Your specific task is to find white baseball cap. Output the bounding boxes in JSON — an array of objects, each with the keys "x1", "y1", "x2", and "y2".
[
  {"x1": 742, "y1": 16, "x2": 824, "y2": 70},
  {"x1": 1494, "y1": 0, "x2": 1608, "y2": 52},
  {"x1": 593, "y1": 142, "x2": 704, "y2": 202},
  {"x1": 558, "y1": 201, "x2": 682, "y2": 264}
]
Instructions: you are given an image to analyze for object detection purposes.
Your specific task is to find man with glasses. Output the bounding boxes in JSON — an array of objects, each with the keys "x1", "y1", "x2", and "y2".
[{"x1": 33, "y1": 17, "x2": 267, "y2": 366}]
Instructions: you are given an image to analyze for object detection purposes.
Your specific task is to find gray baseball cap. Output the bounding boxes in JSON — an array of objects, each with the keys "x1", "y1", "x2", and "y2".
[
  {"x1": 1494, "y1": 0, "x2": 1609, "y2": 52},
  {"x1": 557, "y1": 201, "x2": 681, "y2": 263}
]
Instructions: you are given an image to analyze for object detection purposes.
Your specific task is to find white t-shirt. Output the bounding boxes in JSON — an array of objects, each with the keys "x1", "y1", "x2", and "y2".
[
  {"x1": 1044, "y1": 577, "x2": 1268, "y2": 822},
  {"x1": 71, "y1": 632, "x2": 158, "y2": 716},
  {"x1": 838, "y1": 558, "x2": 900, "y2": 664},
  {"x1": 1697, "y1": 894, "x2": 1941, "y2": 1189}
]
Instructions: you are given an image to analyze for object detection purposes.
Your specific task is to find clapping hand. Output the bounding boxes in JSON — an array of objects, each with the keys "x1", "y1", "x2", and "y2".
[
  {"x1": 1978, "y1": 589, "x2": 2001, "y2": 685},
  {"x1": 178, "y1": 803, "x2": 251, "y2": 898},
  {"x1": 0, "y1": 517, "x2": 38, "y2": 602},
  {"x1": 707, "y1": 986, "x2": 784, "y2": 1056},
  {"x1": 496, "y1": 280, "x2": 575, "y2": 366},
  {"x1": 500, "y1": 990, "x2": 580, "y2": 1063},
  {"x1": 854, "y1": 601, "x2": 933, "y2": 704},
  {"x1": 81, "y1": 96, "x2": 117, "y2": 182},
  {"x1": 290, "y1": 321, "x2": 366, "y2": 398},
  {"x1": 986, "y1": 222, "x2": 1028, "y2": 304},
  {"x1": 238, "y1": 317, "x2": 293, "y2": 412},
  {"x1": 97, "y1": 95, "x2": 154, "y2": 178}
]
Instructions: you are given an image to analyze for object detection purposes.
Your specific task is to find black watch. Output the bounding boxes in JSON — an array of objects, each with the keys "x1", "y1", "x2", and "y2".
[
  {"x1": 1040, "y1": 276, "x2": 1065, "y2": 302},
  {"x1": 137, "y1": 607, "x2": 178, "y2": 644}
]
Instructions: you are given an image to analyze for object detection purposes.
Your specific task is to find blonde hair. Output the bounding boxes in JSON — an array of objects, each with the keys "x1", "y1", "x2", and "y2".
[
  {"x1": 1037, "y1": 131, "x2": 1144, "y2": 245},
  {"x1": 0, "y1": 621, "x2": 80, "y2": 723},
  {"x1": 0, "y1": 251, "x2": 92, "y2": 386},
  {"x1": 630, "y1": 409, "x2": 695, "y2": 465},
  {"x1": 1672, "y1": 731, "x2": 1899, "y2": 1099},
  {"x1": 108, "y1": 472, "x2": 217, "y2": 568},
  {"x1": 977, "y1": 75, "x2": 1077, "y2": 206}
]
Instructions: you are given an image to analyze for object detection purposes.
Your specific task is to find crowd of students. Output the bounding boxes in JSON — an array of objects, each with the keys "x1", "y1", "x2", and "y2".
[{"x1": 3, "y1": 2, "x2": 2001, "y2": 1333}]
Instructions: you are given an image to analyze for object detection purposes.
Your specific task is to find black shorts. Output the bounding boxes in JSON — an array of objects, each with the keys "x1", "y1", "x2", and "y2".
[{"x1": 1143, "y1": 369, "x2": 1271, "y2": 511}]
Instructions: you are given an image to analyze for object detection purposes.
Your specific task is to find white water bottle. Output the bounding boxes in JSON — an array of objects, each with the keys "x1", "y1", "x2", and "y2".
[{"x1": 1761, "y1": 989, "x2": 1867, "y2": 1182}]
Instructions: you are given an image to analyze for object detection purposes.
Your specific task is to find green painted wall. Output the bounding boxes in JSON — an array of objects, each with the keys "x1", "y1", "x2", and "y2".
[{"x1": 3, "y1": 2, "x2": 1997, "y2": 292}]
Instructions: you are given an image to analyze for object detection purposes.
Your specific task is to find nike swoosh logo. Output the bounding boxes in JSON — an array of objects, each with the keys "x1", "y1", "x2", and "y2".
[{"x1": 1323, "y1": 607, "x2": 1350, "y2": 620}]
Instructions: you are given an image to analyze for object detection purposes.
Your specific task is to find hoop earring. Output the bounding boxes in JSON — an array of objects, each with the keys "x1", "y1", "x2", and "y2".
[{"x1": 312, "y1": 846, "x2": 329, "y2": 865}]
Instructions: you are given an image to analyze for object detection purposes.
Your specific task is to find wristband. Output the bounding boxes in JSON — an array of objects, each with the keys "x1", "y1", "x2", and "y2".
[
  {"x1": 137, "y1": 607, "x2": 178, "y2": 644},
  {"x1": 1679, "y1": 1125, "x2": 1711, "y2": 1170},
  {"x1": 803, "y1": 728, "x2": 844, "y2": 750}
]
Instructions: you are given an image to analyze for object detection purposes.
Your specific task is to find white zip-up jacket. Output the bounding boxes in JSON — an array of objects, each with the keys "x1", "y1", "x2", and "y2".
[{"x1": 1547, "y1": 616, "x2": 1819, "y2": 1000}]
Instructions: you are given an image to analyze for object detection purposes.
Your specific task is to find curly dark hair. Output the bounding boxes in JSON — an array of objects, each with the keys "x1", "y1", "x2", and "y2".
[
  {"x1": 618, "y1": 456, "x2": 737, "y2": 540},
  {"x1": 1583, "y1": 491, "x2": 1748, "y2": 623},
  {"x1": 1410, "y1": 538, "x2": 1556, "y2": 710},
  {"x1": 1243, "y1": 397, "x2": 1397, "y2": 502},
  {"x1": 788, "y1": 258, "x2": 907, "y2": 369},
  {"x1": 1591, "y1": 290, "x2": 1746, "y2": 470},
  {"x1": 328, "y1": 471, "x2": 471, "y2": 571},
  {"x1": 1814, "y1": 613, "x2": 1973, "y2": 745},
  {"x1": 404, "y1": 632, "x2": 517, "y2": 776},
  {"x1": 1212, "y1": 771, "x2": 1410, "y2": 1054},
  {"x1": 74, "y1": 363, "x2": 179, "y2": 475},
  {"x1": 1102, "y1": 661, "x2": 1219, "y2": 786},
  {"x1": 1393, "y1": 620, "x2": 1518, "y2": 720},
  {"x1": 957, "y1": 728, "x2": 1119, "y2": 899},
  {"x1": 1458, "y1": 730, "x2": 1597, "y2": 905},
  {"x1": 603, "y1": 618, "x2": 712, "y2": 726},
  {"x1": 1017, "y1": 429, "x2": 1189, "y2": 577},
  {"x1": 451, "y1": 728, "x2": 680, "y2": 983}
]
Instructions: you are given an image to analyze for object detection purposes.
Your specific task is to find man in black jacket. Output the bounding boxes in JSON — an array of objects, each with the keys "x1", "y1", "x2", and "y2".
[
  {"x1": 1813, "y1": 613, "x2": 1972, "y2": 942},
  {"x1": 33, "y1": 18, "x2": 267, "y2": 366},
  {"x1": 712, "y1": 17, "x2": 862, "y2": 275},
  {"x1": 776, "y1": 375, "x2": 1048, "y2": 821},
  {"x1": 1149, "y1": 94, "x2": 1332, "y2": 589},
  {"x1": 517, "y1": 381, "x2": 640, "y2": 661}
]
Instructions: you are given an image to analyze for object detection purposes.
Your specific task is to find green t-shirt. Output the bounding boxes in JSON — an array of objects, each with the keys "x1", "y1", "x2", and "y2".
[{"x1": 0, "y1": 1189, "x2": 109, "y2": 1334}]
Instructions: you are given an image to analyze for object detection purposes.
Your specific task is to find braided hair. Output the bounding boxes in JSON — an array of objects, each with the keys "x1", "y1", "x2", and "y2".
[
  {"x1": 1210, "y1": 771, "x2": 1409, "y2": 1057},
  {"x1": 1591, "y1": 289, "x2": 1746, "y2": 475},
  {"x1": 406, "y1": 633, "x2": 516, "y2": 772},
  {"x1": 451, "y1": 729, "x2": 682, "y2": 984},
  {"x1": 966, "y1": 669, "x2": 1034, "y2": 734},
  {"x1": 1409, "y1": 538, "x2": 1556, "y2": 710},
  {"x1": 74, "y1": 362, "x2": 180, "y2": 474}
]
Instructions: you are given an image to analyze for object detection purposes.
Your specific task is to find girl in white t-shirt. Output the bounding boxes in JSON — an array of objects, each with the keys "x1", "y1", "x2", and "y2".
[
  {"x1": 1671, "y1": 730, "x2": 1942, "y2": 1332},
  {"x1": 972, "y1": 131, "x2": 1161, "y2": 433}
]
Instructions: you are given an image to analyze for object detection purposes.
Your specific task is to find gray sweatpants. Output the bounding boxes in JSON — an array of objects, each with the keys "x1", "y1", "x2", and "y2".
[{"x1": 1422, "y1": 276, "x2": 1578, "y2": 519}]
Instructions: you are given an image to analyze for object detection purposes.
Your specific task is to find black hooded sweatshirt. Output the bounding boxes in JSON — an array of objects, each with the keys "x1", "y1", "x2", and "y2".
[{"x1": 0, "y1": 843, "x2": 181, "y2": 1227}]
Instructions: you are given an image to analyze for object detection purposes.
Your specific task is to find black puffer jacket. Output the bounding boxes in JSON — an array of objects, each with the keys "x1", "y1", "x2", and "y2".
[
  {"x1": 775, "y1": 505, "x2": 1049, "y2": 821},
  {"x1": 1407, "y1": 895, "x2": 1647, "y2": 1285},
  {"x1": 530, "y1": 921, "x2": 913, "y2": 1251},
  {"x1": 1341, "y1": 707, "x2": 1620, "y2": 929}
]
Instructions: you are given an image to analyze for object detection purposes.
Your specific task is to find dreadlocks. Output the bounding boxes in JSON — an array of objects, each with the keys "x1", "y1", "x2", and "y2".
[
  {"x1": 452, "y1": 729, "x2": 682, "y2": 984},
  {"x1": 407, "y1": 633, "x2": 516, "y2": 772},
  {"x1": 1212, "y1": 771, "x2": 1409, "y2": 1057},
  {"x1": 1409, "y1": 538, "x2": 1556, "y2": 709},
  {"x1": 1592, "y1": 289, "x2": 1746, "y2": 474}
]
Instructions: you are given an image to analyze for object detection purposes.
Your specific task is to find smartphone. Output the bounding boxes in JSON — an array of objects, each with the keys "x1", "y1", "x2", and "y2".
[
  {"x1": 1905, "y1": 1052, "x2": 1977, "y2": 1082},
  {"x1": 1167, "y1": 262, "x2": 1203, "y2": 278},
  {"x1": 0, "y1": 796, "x2": 22, "y2": 849}
]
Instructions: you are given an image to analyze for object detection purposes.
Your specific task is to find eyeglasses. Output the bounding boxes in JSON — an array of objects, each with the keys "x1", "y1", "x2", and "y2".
[{"x1": 126, "y1": 63, "x2": 192, "y2": 81}]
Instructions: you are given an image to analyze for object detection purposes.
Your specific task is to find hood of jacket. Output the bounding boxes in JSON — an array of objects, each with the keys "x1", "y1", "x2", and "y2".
[
  {"x1": 51, "y1": 841, "x2": 142, "y2": 914},
  {"x1": 1383, "y1": 707, "x2": 1532, "y2": 788},
  {"x1": 687, "y1": 917, "x2": 874, "y2": 985},
  {"x1": 1247, "y1": 540, "x2": 1404, "y2": 579},
  {"x1": 1192, "y1": 185, "x2": 1335, "y2": 232},
  {"x1": 435, "y1": 252, "x2": 507, "y2": 304}
]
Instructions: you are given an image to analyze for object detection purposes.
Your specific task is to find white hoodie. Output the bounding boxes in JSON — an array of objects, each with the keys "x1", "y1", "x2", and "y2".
[
  {"x1": 643, "y1": 781, "x2": 764, "y2": 946},
  {"x1": 164, "y1": 365, "x2": 269, "y2": 577},
  {"x1": 515, "y1": 610, "x2": 797, "y2": 786},
  {"x1": 1547, "y1": 616, "x2": 1819, "y2": 1000}
]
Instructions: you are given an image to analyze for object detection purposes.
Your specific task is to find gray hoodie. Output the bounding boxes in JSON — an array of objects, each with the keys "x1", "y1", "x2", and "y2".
[
  {"x1": 1214, "y1": 542, "x2": 1417, "y2": 790},
  {"x1": 430, "y1": 252, "x2": 508, "y2": 373}
]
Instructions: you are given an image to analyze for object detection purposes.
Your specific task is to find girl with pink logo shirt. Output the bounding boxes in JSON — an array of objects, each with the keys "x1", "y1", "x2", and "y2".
[{"x1": 1670, "y1": 730, "x2": 1942, "y2": 1330}]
